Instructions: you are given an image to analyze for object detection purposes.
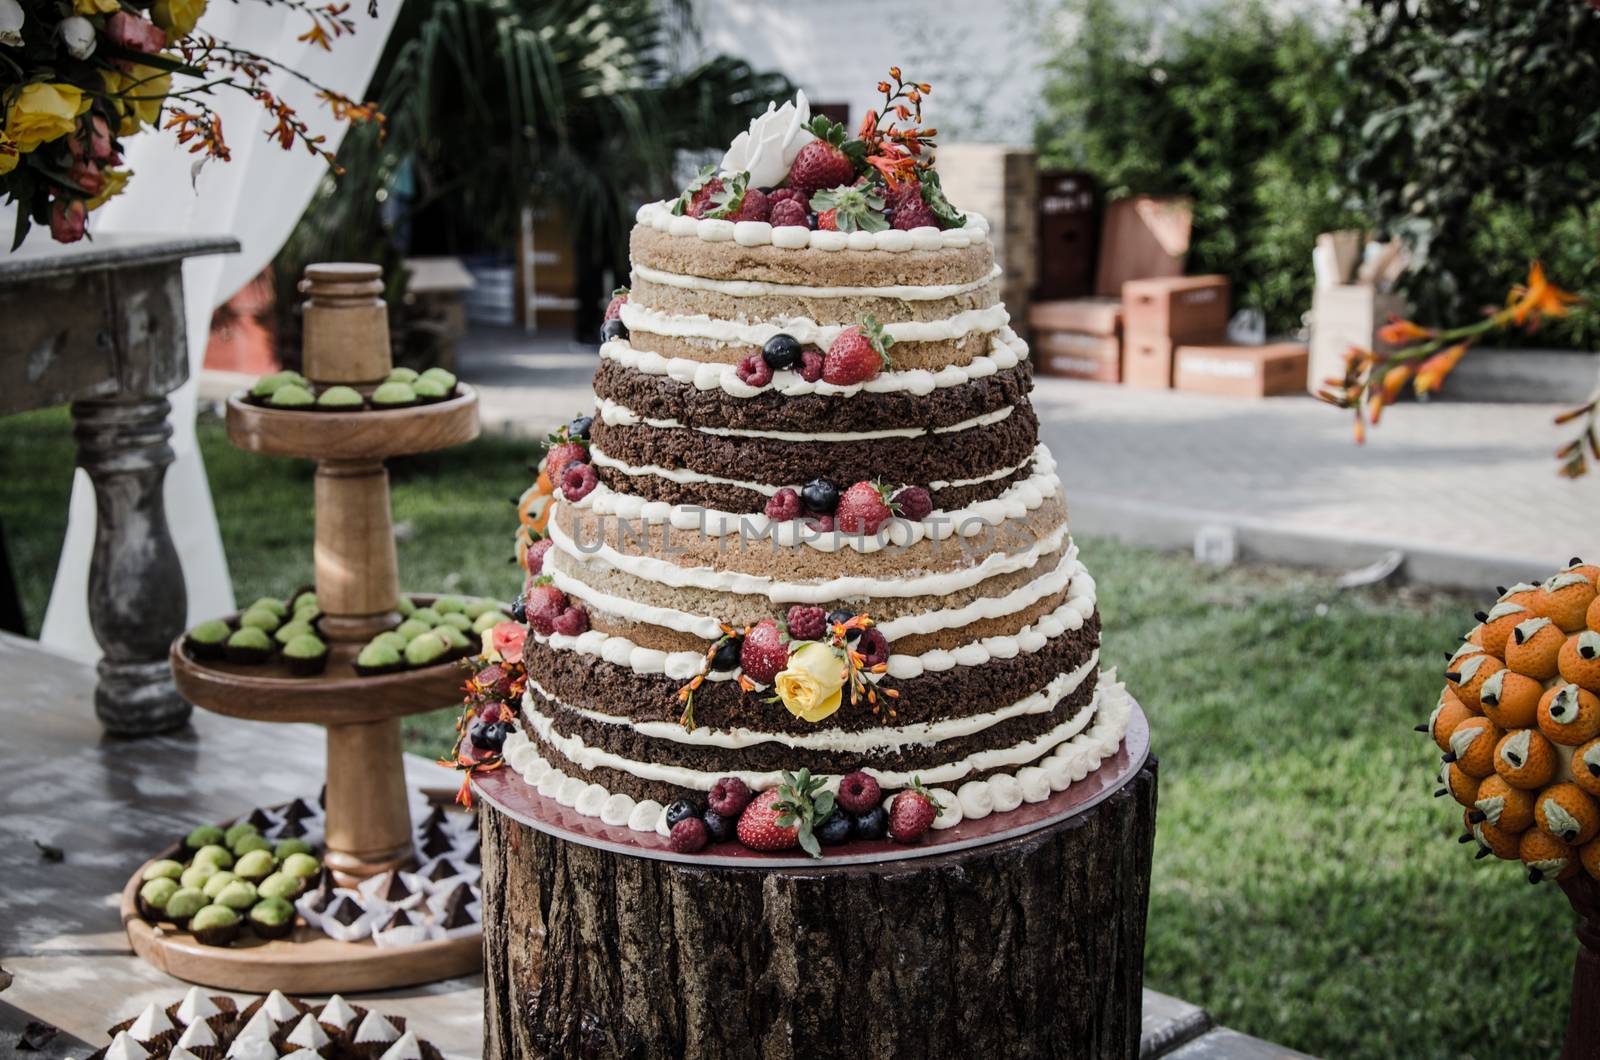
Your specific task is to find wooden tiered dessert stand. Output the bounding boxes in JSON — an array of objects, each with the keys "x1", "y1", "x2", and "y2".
[{"x1": 136, "y1": 263, "x2": 483, "y2": 991}]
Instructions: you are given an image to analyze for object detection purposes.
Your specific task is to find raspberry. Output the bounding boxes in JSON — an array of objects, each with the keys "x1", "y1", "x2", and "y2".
[
  {"x1": 707, "y1": 776, "x2": 753, "y2": 817},
  {"x1": 764, "y1": 488, "x2": 801, "y2": 522},
  {"x1": 891, "y1": 190, "x2": 939, "y2": 230},
  {"x1": 856, "y1": 627, "x2": 889, "y2": 669},
  {"x1": 785, "y1": 605, "x2": 826, "y2": 641},
  {"x1": 603, "y1": 288, "x2": 628, "y2": 320},
  {"x1": 735, "y1": 353, "x2": 773, "y2": 388},
  {"x1": 560, "y1": 461, "x2": 599, "y2": 502},
  {"x1": 892, "y1": 486, "x2": 933, "y2": 522},
  {"x1": 669, "y1": 816, "x2": 709, "y2": 853},
  {"x1": 727, "y1": 186, "x2": 770, "y2": 222},
  {"x1": 525, "y1": 585, "x2": 566, "y2": 636},
  {"x1": 836, "y1": 771, "x2": 882, "y2": 815},
  {"x1": 553, "y1": 607, "x2": 588, "y2": 636},
  {"x1": 805, "y1": 515, "x2": 834, "y2": 533},
  {"x1": 524, "y1": 537, "x2": 553, "y2": 575},
  {"x1": 798, "y1": 349, "x2": 824, "y2": 382},
  {"x1": 739, "y1": 619, "x2": 789, "y2": 684},
  {"x1": 768, "y1": 187, "x2": 807, "y2": 208},
  {"x1": 769, "y1": 199, "x2": 809, "y2": 227}
]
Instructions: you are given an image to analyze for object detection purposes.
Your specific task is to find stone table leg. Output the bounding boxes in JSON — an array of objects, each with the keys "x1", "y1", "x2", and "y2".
[{"x1": 72, "y1": 396, "x2": 191, "y2": 736}]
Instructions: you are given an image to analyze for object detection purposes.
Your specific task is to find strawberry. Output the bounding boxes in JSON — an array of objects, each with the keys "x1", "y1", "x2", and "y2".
[
  {"x1": 889, "y1": 778, "x2": 942, "y2": 841},
  {"x1": 737, "y1": 789, "x2": 799, "y2": 851},
  {"x1": 687, "y1": 178, "x2": 726, "y2": 218},
  {"x1": 524, "y1": 537, "x2": 553, "y2": 575},
  {"x1": 552, "y1": 606, "x2": 588, "y2": 636},
  {"x1": 835, "y1": 481, "x2": 896, "y2": 534},
  {"x1": 545, "y1": 440, "x2": 587, "y2": 485},
  {"x1": 739, "y1": 619, "x2": 788, "y2": 684},
  {"x1": 809, "y1": 183, "x2": 887, "y2": 234},
  {"x1": 787, "y1": 117, "x2": 859, "y2": 200},
  {"x1": 769, "y1": 198, "x2": 809, "y2": 228},
  {"x1": 603, "y1": 287, "x2": 628, "y2": 320},
  {"x1": 702, "y1": 172, "x2": 769, "y2": 222},
  {"x1": 822, "y1": 316, "x2": 895, "y2": 385},
  {"x1": 524, "y1": 584, "x2": 567, "y2": 636}
]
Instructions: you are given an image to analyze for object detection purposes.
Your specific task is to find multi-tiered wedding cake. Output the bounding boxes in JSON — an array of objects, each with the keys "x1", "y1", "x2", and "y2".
[{"x1": 496, "y1": 74, "x2": 1132, "y2": 856}]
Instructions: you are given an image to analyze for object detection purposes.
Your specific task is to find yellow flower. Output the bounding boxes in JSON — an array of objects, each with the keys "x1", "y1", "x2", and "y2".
[
  {"x1": 152, "y1": 0, "x2": 205, "y2": 37},
  {"x1": 105, "y1": 65, "x2": 172, "y2": 133},
  {"x1": 5, "y1": 83, "x2": 90, "y2": 152},
  {"x1": 773, "y1": 642, "x2": 847, "y2": 724},
  {"x1": 0, "y1": 136, "x2": 17, "y2": 176},
  {"x1": 85, "y1": 167, "x2": 130, "y2": 211},
  {"x1": 73, "y1": 0, "x2": 118, "y2": 13}
]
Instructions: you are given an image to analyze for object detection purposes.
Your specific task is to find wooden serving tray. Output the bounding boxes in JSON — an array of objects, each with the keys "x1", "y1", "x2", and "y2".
[{"x1": 224, "y1": 386, "x2": 479, "y2": 462}]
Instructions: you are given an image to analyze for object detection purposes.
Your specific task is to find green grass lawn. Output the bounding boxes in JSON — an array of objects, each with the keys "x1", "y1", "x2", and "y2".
[{"x1": 0, "y1": 407, "x2": 1575, "y2": 1058}]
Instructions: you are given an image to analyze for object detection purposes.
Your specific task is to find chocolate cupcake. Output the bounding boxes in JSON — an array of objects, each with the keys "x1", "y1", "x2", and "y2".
[
  {"x1": 189, "y1": 904, "x2": 241, "y2": 947},
  {"x1": 223, "y1": 626, "x2": 273, "y2": 665},
  {"x1": 315, "y1": 384, "x2": 365, "y2": 412},
  {"x1": 353, "y1": 639, "x2": 404, "y2": 678},
  {"x1": 282, "y1": 633, "x2": 329, "y2": 677}
]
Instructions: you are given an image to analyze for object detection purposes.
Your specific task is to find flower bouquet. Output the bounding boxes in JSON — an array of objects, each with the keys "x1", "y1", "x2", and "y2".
[{"x1": 0, "y1": 0, "x2": 380, "y2": 245}]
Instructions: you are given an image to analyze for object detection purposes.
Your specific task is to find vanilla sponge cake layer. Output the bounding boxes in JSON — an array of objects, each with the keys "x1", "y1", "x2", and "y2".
[{"x1": 630, "y1": 225, "x2": 995, "y2": 287}]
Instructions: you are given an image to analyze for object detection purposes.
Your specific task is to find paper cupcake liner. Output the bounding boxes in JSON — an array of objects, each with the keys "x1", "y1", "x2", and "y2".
[{"x1": 371, "y1": 923, "x2": 431, "y2": 949}]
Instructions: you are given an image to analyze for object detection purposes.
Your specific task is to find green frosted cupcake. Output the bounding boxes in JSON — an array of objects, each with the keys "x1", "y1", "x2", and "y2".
[
  {"x1": 372, "y1": 630, "x2": 407, "y2": 653},
  {"x1": 281, "y1": 851, "x2": 321, "y2": 880},
  {"x1": 185, "y1": 824, "x2": 225, "y2": 850},
  {"x1": 413, "y1": 376, "x2": 450, "y2": 403},
  {"x1": 202, "y1": 870, "x2": 239, "y2": 899},
  {"x1": 237, "y1": 607, "x2": 281, "y2": 634},
  {"x1": 283, "y1": 633, "x2": 329, "y2": 677},
  {"x1": 473, "y1": 610, "x2": 511, "y2": 634},
  {"x1": 434, "y1": 595, "x2": 466, "y2": 614},
  {"x1": 142, "y1": 858, "x2": 184, "y2": 882},
  {"x1": 215, "y1": 879, "x2": 259, "y2": 911},
  {"x1": 371, "y1": 380, "x2": 417, "y2": 408},
  {"x1": 394, "y1": 618, "x2": 432, "y2": 642},
  {"x1": 190, "y1": 903, "x2": 241, "y2": 946},
  {"x1": 193, "y1": 843, "x2": 234, "y2": 870},
  {"x1": 419, "y1": 366, "x2": 457, "y2": 391},
  {"x1": 184, "y1": 619, "x2": 231, "y2": 661},
  {"x1": 180, "y1": 862, "x2": 219, "y2": 890},
  {"x1": 396, "y1": 596, "x2": 417, "y2": 618},
  {"x1": 268, "y1": 382, "x2": 316, "y2": 409},
  {"x1": 257, "y1": 871, "x2": 302, "y2": 902},
  {"x1": 249, "y1": 596, "x2": 288, "y2": 618},
  {"x1": 233, "y1": 849, "x2": 276, "y2": 882},
  {"x1": 404, "y1": 631, "x2": 451, "y2": 667},
  {"x1": 225, "y1": 626, "x2": 273, "y2": 664},
  {"x1": 438, "y1": 612, "x2": 473, "y2": 632},
  {"x1": 273, "y1": 619, "x2": 315, "y2": 647},
  {"x1": 436, "y1": 624, "x2": 473, "y2": 657},
  {"x1": 233, "y1": 833, "x2": 273, "y2": 857},
  {"x1": 223, "y1": 821, "x2": 258, "y2": 847},
  {"x1": 316, "y1": 384, "x2": 364, "y2": 411},
  {"x1": 409, "y1": 607, "x2": 442, "y2": 627},
  {"x1": 249, "y1": 370, "x2": 306, "y2": 400},
  {"x1": 354, "y1": 639, "x2": 404, "y2": 677},
  {"x1": 164, "y1": 886, "x2": 207, "y2": 926},
  {"x1": 248, "y1": 896, "x2": 296, "y2": 940},
  {"x1": 138, "y1": 877, "x2": 180, "y2": 919},
  {"x1": 386, "y1": 366, "x2": 419, "y2": 384},
  {"x1": 463, "y1": 597, "x2": 499, "y2": 619},
  {"x1": 274, "y1": 838, "x2": 312, "y2": 860}
]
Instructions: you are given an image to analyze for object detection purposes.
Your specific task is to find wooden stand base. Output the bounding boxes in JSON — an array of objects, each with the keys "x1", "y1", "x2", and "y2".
[{"x1": 481, "y1": 760, "x2": 1157, "y2": 1059}]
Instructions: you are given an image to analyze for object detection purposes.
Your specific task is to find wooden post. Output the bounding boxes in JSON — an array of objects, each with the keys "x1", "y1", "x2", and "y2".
[
  {"x1": 322, "y1": 717, "x2": 415, "y2": 883},
  {"x1": 481, "y1": 761, "x2": 1158, "y2": 1059},
  {"x1": 299, "y1": 263, "x2": 391, "y2": 385},
  {"x1": 313, "y1": 459, "x2": 401, "y2": 643}
]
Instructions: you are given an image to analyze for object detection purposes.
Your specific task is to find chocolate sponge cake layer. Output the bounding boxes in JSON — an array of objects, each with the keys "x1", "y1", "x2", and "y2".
[
  {"x1": 522, "y1": 611, "x2": 1100, "y2": 734},
  {"x1": 588, "y1": 401, "x2": 1039, "y2": 503},
  {"x1": 591, "y1": 358, "x2": 1034, "y2": 435}
]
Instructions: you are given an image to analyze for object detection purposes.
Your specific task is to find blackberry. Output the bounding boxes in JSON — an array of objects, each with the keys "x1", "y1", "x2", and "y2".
[
  {"x1": 567, "y1": 414, "x2": 593, "y2": 439},
  {"x1": 815, "y1": 810, "x2": 853, "y2": 846},
  {"x1": 510, "y1": 597, "x2": 527, "y2": 623},
  {"x1": 702, "y1": 808, "x2": 736, "y2": 843},
  {"x1": 711, "y1": 635, "x2": 743, "y2": 671},
  {"x1": 852, "y1": 805, "x2": 889, "y2": 840},
  {"x1": 600, "y1": 319, "x2": 628, "y2": 344},
  {"x1": 664, "y1": 798, "x2": 701, "y2": 829},
  {"x1": 762, "y1": 333, "x2": 802, "y2": 371},
  {"x1": 801, "y1": 477, "x2": 839, "y2": 514}
]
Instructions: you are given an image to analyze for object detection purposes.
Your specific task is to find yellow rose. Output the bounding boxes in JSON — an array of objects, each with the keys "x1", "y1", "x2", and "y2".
[
  {"x1": 105, "y1": 65, "x2": 171, "y2": 133},
  {"x1": 5, "y1": 83, "x2": 90, "y2": 152},
  {"x1": 773, "y1": 642, "x2": 847, "y2": 724},
  {"x1": 86, "y1": 167, "x2": 130, "y2": 211},
  {"x1": 73, "y1": 0, "x2": 118, "y2": 13},
  {"x1": 152, "y1": 0, "x2": 205, "y2": 37},
  {"x1": 0, "y1": 137, "x2": 17, "y2": 176}
]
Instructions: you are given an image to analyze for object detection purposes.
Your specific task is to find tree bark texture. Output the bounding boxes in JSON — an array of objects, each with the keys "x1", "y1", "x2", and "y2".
[{"x1": 482, "y1": 759, "x2": 1158, "y2": 1060}]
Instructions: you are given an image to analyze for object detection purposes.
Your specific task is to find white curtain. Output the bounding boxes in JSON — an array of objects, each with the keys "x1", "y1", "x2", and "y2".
[{"x1": 29, "y1": 3, "x2": 399, "y2": 654}]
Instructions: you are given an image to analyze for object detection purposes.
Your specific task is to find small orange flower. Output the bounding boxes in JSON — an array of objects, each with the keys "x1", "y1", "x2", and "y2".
[
  {"x1": 1367, "y1": 389, "x2": 1386, "y2": 426},
  {"x1": 1380, "y1": 364, "x2": 1413, "y2": 403},
  {"x1": 1506, "y1": 262, "x2": 1581, "y2": 327},
  {"x1": 1377, "y1": 317, "x2": 1435, "y2": 346},
  {"x1": 1414, "y1": 342, "x2": 1470, "y2": 397}
]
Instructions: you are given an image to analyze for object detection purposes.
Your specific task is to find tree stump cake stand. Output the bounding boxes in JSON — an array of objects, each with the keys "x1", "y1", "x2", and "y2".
[
  {"x1": 477, "y1": 701, "x2": 1157, "y2": 1059},
  {"x1": 155, "y1": 264, "x2": 485, "y2": 992}
]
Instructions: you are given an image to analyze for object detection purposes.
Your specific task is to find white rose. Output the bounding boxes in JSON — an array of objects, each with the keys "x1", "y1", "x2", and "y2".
[
  {"x1": 719, "y1": 89, "x2": 816, "y2": 190},
  {"x1": 0, "y1": 0, "x2": 24, "y2": 48},
  {"x1": 59, "y1": 16, "x2": 96, "y2": 59}
]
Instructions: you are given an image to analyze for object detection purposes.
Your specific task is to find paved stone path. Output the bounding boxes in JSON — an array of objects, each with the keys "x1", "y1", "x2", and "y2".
[{"x1": 437, "y1": 328, "x2": 1598, "y2": 590}]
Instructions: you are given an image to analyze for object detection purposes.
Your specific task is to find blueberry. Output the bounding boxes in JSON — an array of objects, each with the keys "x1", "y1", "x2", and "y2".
[
  {"x1": 884, "y1": 208, "x2": 895, "y2": 226},
  {"x1": 510, "y1": 597, "x2": 527, "y2": 623},
  {"x1": 852, "y1": 806, "x2": 888, "y2": 840},
  {"x1": 710, "y1": 636, "x2": 742, "y2": 671},
  {"x1": 665, "y1": 799, "x2": 701, "y2": 829},
  {"x1": 470, "y1": 720, "x2": 509, "y2": 752},
  {"x1": 806, "y1": 211, "x2": 818, "y2": 229},
  {"x1": 816, "y1": 811, "x2": 852, "y2": 846},
  {"x1": 762, "y1": 333, "x2": 802, "y2": 371},
  {"x1": 600, "y1": 319, "x2": 628, "y2": 344},
  {"x1": 568, "y1": 414, "x2": 593, "y2": 439},
  {"x1": 827, "y1": 609, "x2": 862, "y2": 641},
  {"x1": 702, "y1": 808, "x2": 736, "y2": 843},
  {"x1": 801, "y1": 478, "x2": 839, "y2": 514}
]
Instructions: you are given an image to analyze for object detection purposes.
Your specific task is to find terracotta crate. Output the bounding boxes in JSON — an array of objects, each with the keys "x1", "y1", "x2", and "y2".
[
  {"x1": 1029, "y1": 298, "x2": 1122, "y2": 337},
  {"x1": 1123, "y1": 335, "x2": 1175, "y2": 390},
  {"x1": 1034, "y1": 330, "x2": 1121, "y2": 382},
  {"x1": 1174, "y1": 342, "x2": 1309, "y2": 398},
  {"x1": 1122, "y1": 274, "x2": 1229, "y2": 343}
]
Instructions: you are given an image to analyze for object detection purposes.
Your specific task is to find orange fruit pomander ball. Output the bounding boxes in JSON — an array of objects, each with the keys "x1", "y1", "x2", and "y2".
[
  {"x1": 1543, "y1": 572, "x2": 1598, "y2": 633},
  {"x1": 1494, "y1": 727, "x2": 1557, "y2": 790},
  {"x1": 1537, "y1": 683, "x2": 1600, "y2": 746},
  {"x1": 1448, "y1": 716, "x2": 1503, "y2": 778},
  {"x1": 1536, "y1": 783, "x2": 1600, "y2": 846},
  {"x1": 1505, "y1": 617, "x2": 1565, "y2": 680},
  {"x1": 1446, "y1": 653, "x2": 1503, "y2": 712},
  {"x1": 1587, "y1": 594, "x2": 1600, "y2": 634},
  {"x1": 1500, "y1": 582, "x2": 1550, "y2": 616},
  {"x1": 1574, "y1": 737, "x2": 1600, "y2": 798},
  {"x1": 1520, "y1": 827, "x2": 1576, "y2": 883},
  {"x1": 1442, "y1": 763, "x2": 1481, "y2": 808},
  {"x1": 1478, "y1": 668, "x2": 1543, "y2": 730},
  {"x1": 1470, "y1": 814, "x2": 1522, "y2": 861},
  {"x1": 1472, "y1": 774, "x2": 1536, "y2": 833},
  {"x1": 1475, "y1": 600, "x2": 1534, "y2": 657},
  {"x1": 1426, "y1": 688, "x2": 1478, "y2": 753},
  {"x1": 1559, "y1": 631, "x2": 1600, "y2": 693},
  {"x1": 1562, "y1": 558, "x2": 1600, "y2": 588}
]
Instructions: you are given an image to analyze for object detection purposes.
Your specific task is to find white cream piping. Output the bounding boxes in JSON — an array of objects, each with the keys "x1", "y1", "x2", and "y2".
[
  {"x1": 636, "y1": 199, "x2": 990, "y2": 252},
  {"x1": 618, "y1": 301, "x2": 1009, "y2": 350}
]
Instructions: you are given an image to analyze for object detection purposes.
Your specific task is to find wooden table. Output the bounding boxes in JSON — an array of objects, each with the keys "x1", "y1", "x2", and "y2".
[{"x1": 0, "y1": 234, "x2": 238, "y2": 736}]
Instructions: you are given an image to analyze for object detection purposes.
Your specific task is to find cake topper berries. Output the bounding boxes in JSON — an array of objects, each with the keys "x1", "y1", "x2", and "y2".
[{"x1": 822, "y1": 317, "x2": 895, "y2": 385}]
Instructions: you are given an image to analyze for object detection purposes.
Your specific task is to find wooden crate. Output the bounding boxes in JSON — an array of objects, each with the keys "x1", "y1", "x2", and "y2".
[
  {"x1": 1122, "y1": 275, "x2": 1229, "y2": 344},
  {"x1": 1309, "y1": 285, "x2": 1408, "y2": 395},
  {"x1": 935, "y1": 144, "x2": 1039, "y2": 287},
  {"x1": 1123, "y1": 335, "x2": 1175, "y2": 390},
  {"x1": 1030, "y1": 298, "x2": 1121, "y2": 337},
  {"x1": 1035, "y1": 330, "x2": 1121, "y2": 382},
  {"x1": 1095, "y1": 197, "x2": 1191, "y2": 298},
  {"x1": 1175, "y1": 342, "x2": 1309, "y2": 398}
]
